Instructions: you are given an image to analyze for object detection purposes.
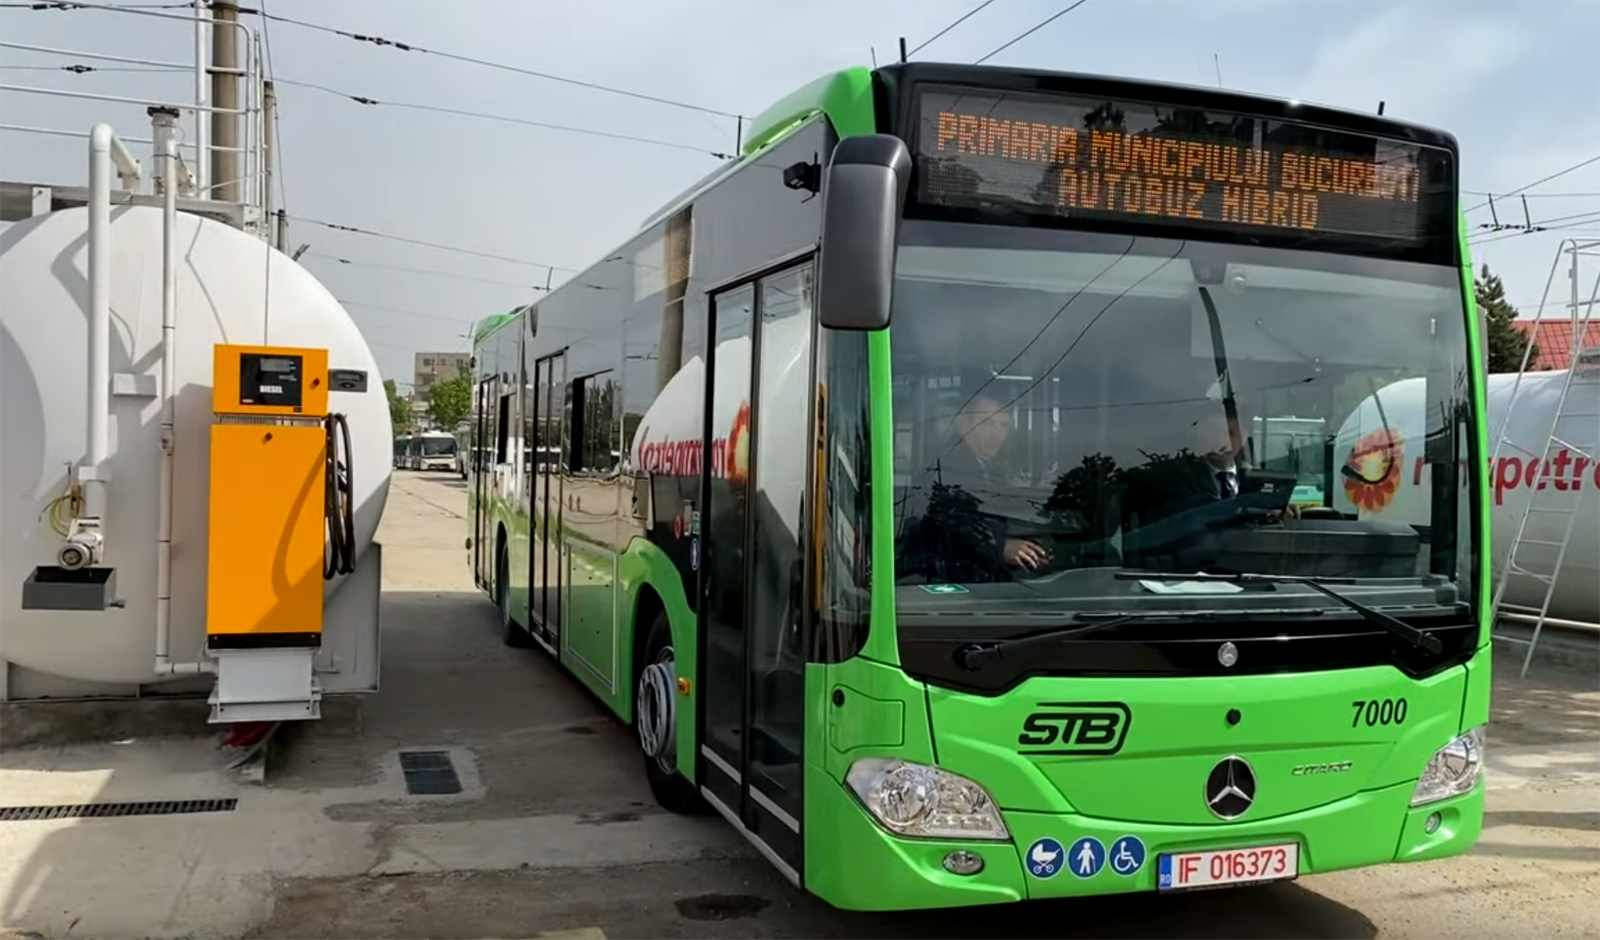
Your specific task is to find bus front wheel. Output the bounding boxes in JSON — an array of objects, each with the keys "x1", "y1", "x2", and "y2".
[
  {"x1": 638, "y1": 611, "x2": 708, "y2": 815},
  {"x1": 498, "y1": 537, "x2": 532, "y2": 649}
]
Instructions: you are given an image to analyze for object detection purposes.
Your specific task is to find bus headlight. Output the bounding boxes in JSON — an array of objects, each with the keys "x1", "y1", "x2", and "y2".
[
  {"x1": 845, "y1": 758, "x2": 1010, "y2": 841},
  {"x1": 1410, "y1": 725, "x2": 1485, "y2": 807}
]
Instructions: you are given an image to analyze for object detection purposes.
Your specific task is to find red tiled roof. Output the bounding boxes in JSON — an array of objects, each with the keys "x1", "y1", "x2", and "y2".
[{"x1": 1509, "y1": 318, "x2": 1600, "y2": 371}]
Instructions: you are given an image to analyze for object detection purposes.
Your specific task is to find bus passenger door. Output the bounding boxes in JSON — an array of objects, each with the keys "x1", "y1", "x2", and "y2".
[
  {"x1": 472, "y1": 379, "x2": 493, "y2": 585},
  {"x1": 529, "y1": 351, "x2": 566, "y2": 648},
  {"x1": 698, "y1": 261, "x2": 814, "y2": 884}
]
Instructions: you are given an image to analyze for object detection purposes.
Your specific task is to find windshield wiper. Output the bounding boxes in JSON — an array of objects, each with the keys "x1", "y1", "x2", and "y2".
[
  {"x1": 951, "y1": 607, "x2": 1329, "y2": 672},
  {"x1": 1121, "y1": 572, "x2": 1445, "y2": 655}
]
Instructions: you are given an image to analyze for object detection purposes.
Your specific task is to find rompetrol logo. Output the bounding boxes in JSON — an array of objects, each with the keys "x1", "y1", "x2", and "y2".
[
  {"x1": 1342, "y1": 427, "x2": 1405, "y2": 513},
  {"x1": 1017, "y1": 702, "x2": 1132, "y2": 756},
  {"x1": 1205, "y1": 756, "x2": 1256, "y2": 819}
]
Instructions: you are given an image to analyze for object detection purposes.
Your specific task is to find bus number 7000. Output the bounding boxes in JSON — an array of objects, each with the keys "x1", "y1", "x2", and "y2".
[{"x1": 1351, "y1": 698, "x2": 1407, "y2": 727}]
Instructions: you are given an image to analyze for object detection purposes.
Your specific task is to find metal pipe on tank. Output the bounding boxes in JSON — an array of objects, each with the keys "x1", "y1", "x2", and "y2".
[
  {"x1": 192, "y1": 0, "x2": 209, "y2": 194},
  {"x1": 149, "y1": 108, "x2": 214, "y2": 677},
  {"x1": 84, "y1": 125, "x2": 119, "y2": 519},
  {"x1": 209, "y1": 0, "x2": 240, "y2": 203}
]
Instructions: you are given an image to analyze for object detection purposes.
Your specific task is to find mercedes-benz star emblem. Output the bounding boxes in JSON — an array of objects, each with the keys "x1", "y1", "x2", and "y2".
[
  {"x1": 1205, "y1": 756, "x2": 1256, "y2": 820},
  {"x1": 1217, "y1": 641, "x2": 1239, "y2": 667}
]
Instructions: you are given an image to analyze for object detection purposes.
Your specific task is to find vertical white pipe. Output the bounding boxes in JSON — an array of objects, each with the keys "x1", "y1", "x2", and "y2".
[
  {"x1": 156, "y1": 110, "x2": 178, "y2": 670},
  {"x1": 84, "y1": 124, "x2": 113, "y2": 520},
  {"x1": 148, "y1": 109, "x2": 212, "y2": 677}
]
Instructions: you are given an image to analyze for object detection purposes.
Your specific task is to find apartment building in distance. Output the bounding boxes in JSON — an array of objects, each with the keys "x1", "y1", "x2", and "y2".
[{"x1": 413, "y1": 351, "x2": 472, "y2": 396}]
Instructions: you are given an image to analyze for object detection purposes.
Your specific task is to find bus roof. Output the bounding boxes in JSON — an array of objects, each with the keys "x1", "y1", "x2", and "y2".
[
  {"x1": 741, "y1": 67, "x2": 875, "y2": 157},
  {"x1": 640, "y1": 68, "x2": 876, "y2": 231},
  {"x1": 471, "y1": 308, "x2": 524, "y2": 344}
]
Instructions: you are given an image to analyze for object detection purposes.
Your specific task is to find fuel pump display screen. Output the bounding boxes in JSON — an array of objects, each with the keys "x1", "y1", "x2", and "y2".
[{"x1": 239, "y1": 352, "x2": 304, "y2": 408}]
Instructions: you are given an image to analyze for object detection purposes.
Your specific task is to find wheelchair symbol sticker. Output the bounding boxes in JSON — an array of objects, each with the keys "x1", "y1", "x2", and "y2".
[{"x1": 1110, "y1": 835, "x2": 1146, "y2": 876}]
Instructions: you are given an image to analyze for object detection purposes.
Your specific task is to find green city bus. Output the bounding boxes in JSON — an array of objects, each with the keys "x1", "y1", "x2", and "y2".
[{"x1": 467, "y1": 62, "x2": 1489, "y2": 909}]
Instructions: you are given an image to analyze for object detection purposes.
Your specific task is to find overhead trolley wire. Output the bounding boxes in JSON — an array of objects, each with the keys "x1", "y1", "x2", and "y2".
[
  {"x1": 1464, "y1": 154, "x2": 1600, "y2": 214},
  {"x1": 0, "y1": 55, "x2": 731, "y2": 160},
  {"x1": 975, "y1": 0, "x2": 1090, "y2": 65},
  {"x1": 906, "y1": 0, "x2": 996, "y2": 59},
  {"x1": 289, "y1": 215, "x2": 579, "y2": 275},
  {"x1": 0, "y1": 2, "x2": 193, "y2": 8},
  {"x1": 1464, "y1": 190, "x2": 1600, "y2": 199},
  {"x1": 306, "y1": 252, "x2": 552, "y2": 292},
  {"x1": 238, "y1": 5, "x2": 742, "y2": 120},
  {"x1": 12, "y1": 0, "x2": 743, "y2": 120},
  {"x1": 1470, "y1": 214, "x2": 1600, "y2": 247},
  {"x1": 273, "y1": 77, "x2": 733, "y2": 159},
  {"x1": 338, "y1": 298, "x2": 481, "y2": 327}
]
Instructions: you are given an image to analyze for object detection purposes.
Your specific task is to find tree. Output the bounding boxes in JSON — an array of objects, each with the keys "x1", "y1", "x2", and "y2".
[
  {"x1": 428, "y1": 372, "x2": 472, "y2": 430},
  {"x1": 384, "y1": 379, "x2": 413, "y2": 434},
  {"x1": 1477, "y1": 265, "x2": 1538, "y2": 373}
]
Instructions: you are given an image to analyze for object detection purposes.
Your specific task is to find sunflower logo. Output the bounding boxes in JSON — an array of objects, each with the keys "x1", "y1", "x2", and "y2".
[
  {"x1": 727, "y1": 400, "x2": 752, "y2": 484},
  {"x1": 1342, "y1": 427, "x2": 1405, "y2": 514}
]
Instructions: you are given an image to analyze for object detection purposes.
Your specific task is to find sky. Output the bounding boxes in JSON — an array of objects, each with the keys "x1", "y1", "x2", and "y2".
[{"x1": 2, "y1": 0, "x2": 1597, "y2": 393}]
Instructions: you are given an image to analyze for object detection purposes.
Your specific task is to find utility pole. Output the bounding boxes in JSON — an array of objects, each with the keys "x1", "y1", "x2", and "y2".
[
  {"x1": 261, "y1": 78, "x2": 276, "y2": 225},
  {"x1": 209, "y1": 0, "x2": 241, "y2": 203}
]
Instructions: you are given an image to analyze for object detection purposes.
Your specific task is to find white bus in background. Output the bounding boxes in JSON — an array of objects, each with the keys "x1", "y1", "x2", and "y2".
[
  {"x1": 1334, "y1": 363, "x2": 1599, "y2": 625},
  {"x1": 408, "y1": 430, "x2": 459, "y2": 472},
  {"x1": 1251, "y1": 415, "x2": 1329, "y2": 505},
  {"x1": 453, "y1": 425, "x2": 472, "y2": 479}
]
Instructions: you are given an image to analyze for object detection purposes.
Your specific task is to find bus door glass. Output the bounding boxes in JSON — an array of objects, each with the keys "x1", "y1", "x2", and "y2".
[
  {"x1": 531, "y1": 351, "x2": 566, "y2": 645},
  {"x1": 473, "y1": 380, "x2": 493, "y2": 581},
  {"x1": 698, "y1": 263, "x2": 812, "y2": 881}
]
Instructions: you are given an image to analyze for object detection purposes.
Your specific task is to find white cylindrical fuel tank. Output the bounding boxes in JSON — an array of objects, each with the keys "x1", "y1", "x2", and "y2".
[
  {"x1": 1332, "y1": 368, "x2": 1599, "y2": 624},
  {"x1": 1, "y1": 205, "x2": 392, "y2": 688}
]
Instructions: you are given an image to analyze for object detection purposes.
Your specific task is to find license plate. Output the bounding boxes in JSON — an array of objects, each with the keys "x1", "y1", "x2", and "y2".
[{"x1": 1157, "y1": 843, "x2": 1298, "y2": 891}]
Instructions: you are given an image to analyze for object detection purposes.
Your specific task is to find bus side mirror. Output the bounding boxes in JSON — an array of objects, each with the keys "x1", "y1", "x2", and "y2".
[{"x1": 816, "y1": 134, "x2": 913, "y2": 332}]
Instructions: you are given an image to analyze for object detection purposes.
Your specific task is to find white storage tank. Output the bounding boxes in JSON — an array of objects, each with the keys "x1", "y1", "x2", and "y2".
[
  {"x1": 0, "y1": 204, "x2": 391, "y2": 698},
  {"x1": 1333, "y1": 368, "x2": 1599, "y2": 625}
]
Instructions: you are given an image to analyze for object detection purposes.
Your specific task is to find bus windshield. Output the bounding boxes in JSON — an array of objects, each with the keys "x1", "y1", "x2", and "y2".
[
  {"x1": 422, "y1": 436, "x2": 456, "y2": 457},
  {"x1": 889, "y1": 221, "x2": 1475, "y2": 614}
]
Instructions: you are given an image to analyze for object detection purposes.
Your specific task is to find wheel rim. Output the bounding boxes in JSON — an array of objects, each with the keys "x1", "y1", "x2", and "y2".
[{"x1": 637, "y1": 644, "x2": 677, "y2": 773}]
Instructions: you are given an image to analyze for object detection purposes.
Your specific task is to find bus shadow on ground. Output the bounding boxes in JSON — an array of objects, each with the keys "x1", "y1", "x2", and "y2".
[
  {"x1": 250, "y1": 585, "x2": 1581, "y2": 939},
  {"x1": 813, "y1": 882, "x2": 1377, "y2": 939}
]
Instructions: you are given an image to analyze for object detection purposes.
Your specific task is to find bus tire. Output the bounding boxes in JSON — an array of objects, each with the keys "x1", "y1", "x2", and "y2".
[
  {"x1": 498, "y1": 536, "x2": 532, "y2": 649},
  {"x1": 638, "y1": 610, "x2": 707, "y2": 815}
]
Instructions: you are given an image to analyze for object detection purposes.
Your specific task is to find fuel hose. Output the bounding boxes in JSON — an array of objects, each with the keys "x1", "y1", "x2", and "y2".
[{"x1": 324, "y1": 412, "x2": 357, "y2": 578}]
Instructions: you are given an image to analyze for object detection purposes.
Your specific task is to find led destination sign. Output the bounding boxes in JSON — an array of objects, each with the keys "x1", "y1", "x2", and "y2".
[{"x1": 915, "y1": 87, "x2": 1449, "y2": 243}]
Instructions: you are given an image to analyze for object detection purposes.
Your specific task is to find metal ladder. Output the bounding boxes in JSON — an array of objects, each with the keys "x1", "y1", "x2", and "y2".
[{"x1": 1488, "y1": 238, "x2": 1600, "y2": 677}]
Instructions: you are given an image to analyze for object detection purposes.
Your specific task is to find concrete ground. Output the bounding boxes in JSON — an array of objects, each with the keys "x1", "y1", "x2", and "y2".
[{"x1": 1, "y1": 472, "x2": 1597, "y2": 940}]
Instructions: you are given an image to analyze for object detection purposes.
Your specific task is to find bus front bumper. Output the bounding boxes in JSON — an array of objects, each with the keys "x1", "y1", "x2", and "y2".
[{"x1": 804, "y1": 766, "x2": 1483, "y2": 911}]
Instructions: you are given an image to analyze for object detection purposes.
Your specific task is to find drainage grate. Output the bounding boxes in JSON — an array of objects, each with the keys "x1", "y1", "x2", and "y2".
[
  {"x1": 0, "y1": 798, "x2": 239, "y2": 822},
  {"x1": 398, "y1": 749, "x2": 462, "y2": 795}
]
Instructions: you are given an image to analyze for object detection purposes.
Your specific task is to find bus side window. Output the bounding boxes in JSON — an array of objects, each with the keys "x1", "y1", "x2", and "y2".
[{"x1": 496, "y1": 393, "x2": 510, "y2": 464}]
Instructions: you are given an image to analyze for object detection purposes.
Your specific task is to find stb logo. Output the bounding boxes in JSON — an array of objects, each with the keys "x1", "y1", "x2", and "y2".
[{"x1": 1016, "y1": 702, "x2": 1132, "y2": 756}]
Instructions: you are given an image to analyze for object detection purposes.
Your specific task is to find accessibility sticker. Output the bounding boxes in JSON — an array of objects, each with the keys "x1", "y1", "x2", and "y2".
[
  {"x1": 1109, "y1": 834, "x2": 1146, "y2": 876},
  {"x1": 1024, "y1": 836, "x2": 1066, "y2": 879},
  {"x1": 1068, "y1": 836, "x2": 1106, "y2": 878}
]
